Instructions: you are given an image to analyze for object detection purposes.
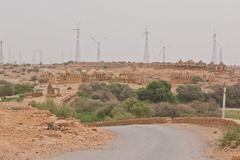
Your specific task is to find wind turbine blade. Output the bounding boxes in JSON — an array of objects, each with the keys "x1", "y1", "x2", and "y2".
[
  {"x1": 103, "y1": 36, "x2": 110, "y2": 40},
  {"x1": 216, "y1": 41, "x2": 221, "y2": 47},
  {"x1": 160, "y1": 40, "x2": 164, "y2": 45},
  {"x1": 157, "y1": 48, "x2": 163, "y2": 62},
  {"x1": 77, "y1": 21, "x2": 81, "y2": 27},
  {"x1": 90, "y1": 37, "x2": 98, "y2": 43}
]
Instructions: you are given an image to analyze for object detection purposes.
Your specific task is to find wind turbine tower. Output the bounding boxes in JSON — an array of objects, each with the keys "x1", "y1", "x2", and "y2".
[
  {"x1": 162, "y1": 46, "x2": 166, "y2": 63},
  {"x1": 211, "y1": 32, "x2": 218, "y2": 64},
  {"x1": 18, "y1": 50, "x2": 22, "y2": 65},
  {"x1": 39, "y1": 49, "x2": 43, "y2": 64},
  {"x1": 32, "y1": 52, "x2": 37, "y2": 65},
  {"x1": 0, "y1": 41, "x2": 4, "y2": 64},
  {"x1": 73, "y1": 22, "x2": 81, "y2": 62},
  {"x1": 91, "y1": 37, "x2": 101, "y2": 62},
  {"x1": 143, "y1": 30, "x2": 150, "y2": 63},
  {"x1": 219, "y1": 47, "x2": 223, "y2": 63},
  {"x1": 8, "y1": 48, "x2": 11, "y2": 64}
]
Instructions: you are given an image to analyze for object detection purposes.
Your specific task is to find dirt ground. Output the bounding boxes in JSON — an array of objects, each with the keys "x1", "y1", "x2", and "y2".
[{"x1": 0, "y1": 105, "x2": 113, "y2": 160}]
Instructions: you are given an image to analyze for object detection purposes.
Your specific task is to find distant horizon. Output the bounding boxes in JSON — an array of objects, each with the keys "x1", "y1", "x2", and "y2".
[
  {"x1": 0, "y1": 0, "x2": 239, "y2": 65},
  {"x1": 1, "y1": 59, "x2": 236, "y2": 66}
]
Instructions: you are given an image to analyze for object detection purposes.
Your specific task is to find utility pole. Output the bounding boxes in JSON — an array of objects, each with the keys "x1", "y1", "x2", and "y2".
[
  {"x1": 73, "y1": 22, "x2": 81, "y2": 62},
  {"x1": 143, "y1": 30, "x2": 150, "y2": 63},
  {"x1": 0, "y1": 41, "x2": 3, "y2": 64},
  {"x1": 222, "y1": 82, "x2": 226, "y2": 119}
]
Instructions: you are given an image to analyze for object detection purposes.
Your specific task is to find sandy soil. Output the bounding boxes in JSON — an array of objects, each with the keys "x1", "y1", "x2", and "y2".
[{"x1": 0, "y1": 106, "x2": 113, "y2": 160}]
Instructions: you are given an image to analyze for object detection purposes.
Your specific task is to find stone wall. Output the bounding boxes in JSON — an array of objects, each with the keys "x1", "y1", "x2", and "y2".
[{"x1": 85, "y1": 117, "x2": 239, "y2": 129}]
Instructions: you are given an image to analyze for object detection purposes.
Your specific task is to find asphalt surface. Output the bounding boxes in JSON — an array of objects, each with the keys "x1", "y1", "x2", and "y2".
[{"x1": 54, "y1": 125, "x2": 212, "y2": 160}]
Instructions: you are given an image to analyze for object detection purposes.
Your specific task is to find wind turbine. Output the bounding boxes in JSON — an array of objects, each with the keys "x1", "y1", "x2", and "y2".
[
  {"x1": 158, "y1": 41, "x2": 167, "y2": 63},
  {"x1": 73, "y1": 21, "x2": 81, "y2": 62},
  {"x1": 142, "y1": 29, "x2": 150, "y2": 63},
  {"x1": 216, "y1": 42, "x2": 223, "y2": 64},
  {"x1": 90, "y1": 37, "x2": 101, "y2": 62},
  {"x1": 90, "y1": 36, "x2": 108, "y2": 62}
]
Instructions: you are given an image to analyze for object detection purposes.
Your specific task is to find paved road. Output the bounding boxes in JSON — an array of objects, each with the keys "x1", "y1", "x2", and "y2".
[{"x1": 54, "y1": 125, "x2": 212, "y2": 160}]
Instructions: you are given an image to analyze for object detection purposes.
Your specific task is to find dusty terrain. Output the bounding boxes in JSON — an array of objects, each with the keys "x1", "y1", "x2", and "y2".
[{"x1": 0, "y1": 105, "x2": 113, "y2": 160}]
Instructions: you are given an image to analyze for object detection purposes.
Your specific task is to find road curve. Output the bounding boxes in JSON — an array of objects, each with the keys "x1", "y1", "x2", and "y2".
[{"x1": 54, "y1": 125, "x2": 212, "y2": 160}]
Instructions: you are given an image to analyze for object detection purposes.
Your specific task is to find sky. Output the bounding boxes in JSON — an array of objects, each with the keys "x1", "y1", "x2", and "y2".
[{"x1": 0, "y1": 0, "x2": 239, "y2": 64}]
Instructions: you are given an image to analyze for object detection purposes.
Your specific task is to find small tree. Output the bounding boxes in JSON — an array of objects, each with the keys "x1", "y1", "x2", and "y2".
[
  {"x1": 136, "y1": 81, "x2": 177, "y2": 103},
  {"x1": 124, "y1": 98, "x2": 153, "y2": 117}
]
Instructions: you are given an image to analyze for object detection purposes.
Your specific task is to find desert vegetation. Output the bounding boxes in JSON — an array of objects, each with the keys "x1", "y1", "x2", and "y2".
[
  {"x1": 0, "y1": 80, "x2": 34, "y2": 101},
  {"x1": 29, "y1": 80, "x2": 238, "y2": 122},
  {"x1": 220, "y1": 128, "x2": 240, "y2": 149}
]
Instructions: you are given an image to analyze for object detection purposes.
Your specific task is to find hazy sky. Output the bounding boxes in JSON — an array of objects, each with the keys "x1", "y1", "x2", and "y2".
[{"x1": 0, "y1": 0, "x2": 240, "y2": 64}]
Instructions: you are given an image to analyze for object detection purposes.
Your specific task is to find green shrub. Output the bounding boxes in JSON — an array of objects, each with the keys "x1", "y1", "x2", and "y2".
[
  {"x1": 0, "y1": 80, "x2": 15, "y2": 97},
  {"x1": 55, "y1": 106, "x2": 72, "y2": 119},
  {"x1": 190, "y1": 101, "x2": 221, "y2": 117},
  {"x1": 191, "y1": 75, "x2": 203, "y2": 84},
  {"x1": 108, "y1": 83, "x2": 134, "y2": 101},
  {"x1": 219, "y1": 128, "x2": 240, "y2": 148},
  {"x1": 208, "y1": 83, "x2": 240, "y2": 108},
  {"x1": 137, "y1": 81, "x2": 177, "y2": 103},
  {"x1": 226, "y1": 110, "x2": 240, "y2": 120},
  {"x1": 78, "y1": 82, "x2": 134, "y2": 102},
  {"x1": 124, "y1": 98, "x2": 153, "y2": 117},
  {"x1": 15, "y1": 84, "x2": 34, "y2": 94},
  {"x1": 91, "y1": 90, "x2": 117, "y2": 102},
  {"x1": 152, "y1": 102, "x2": 178, "y2": 118},
  {"x1": 152, "y1": 101, "x2": 221, "y2": 118},
  {"x1": 96, "y1": 103, "x2": 115, "y2": 119},
  {"x1": 75, "y1": 112, "x2": 101, "y2": 122},
  {"x1": 29, "y1": 100, "x2": 72, "y2": 119},
  {"x1": 74, "y1": 97, "x2": 104, "y2": 113},
  {"x1": 77, "y1": 91, "x2": 90, "y2": 98},
  {"x1": 110, "y1": 106, "x2": 134, "y2": 120},
  {"x1": 176, "y1": 84, "x2": 206, "y2": 103}
]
